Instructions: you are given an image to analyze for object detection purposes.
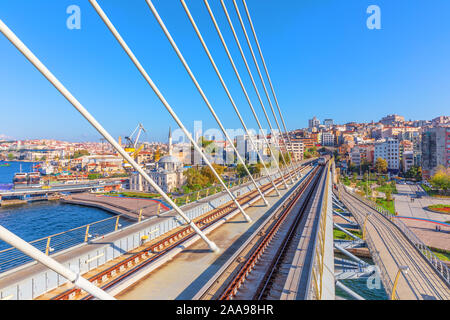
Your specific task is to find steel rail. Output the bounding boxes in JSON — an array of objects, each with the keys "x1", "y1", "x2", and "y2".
[
  {"x1": 50, "y1": 166, "x2": 305, "y2": 300},
  {"x1": 218, "y1": 166, "x2": 322, "y2": 300},
  {"x1": 255, "y1": 165, "x2": 324, "y2": 300}
]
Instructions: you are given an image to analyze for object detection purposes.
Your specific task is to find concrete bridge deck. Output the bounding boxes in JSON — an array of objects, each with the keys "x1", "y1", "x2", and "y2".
[
  {"x1": 116, "y1": 168, "x2": 315, "y2": 300},
  {"x1": 339, "y1": 188, "x2": 450, "y2": 300},
  {"x1": 0, "y1": 164, "x2": 312, "y2": 300},
  {"x1": 0, "y1": 180, "x2": 123, "y2": 197},
  {"x1": 61, "y1": 193, "x2": 165, "y2": 221}
]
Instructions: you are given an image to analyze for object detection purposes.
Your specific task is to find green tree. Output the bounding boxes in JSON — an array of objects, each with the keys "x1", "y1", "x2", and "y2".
[
  {"x1": 405, "y1": 166, "x2": 422, "y2": 181},
  {"x1": 88, "y1": 173, "x2": 101, "y2": 180},
  {"x1": 361, "y1": 160, "x2": 371, "y2": 173},
  {"x1": 385, "y1": 189, "x2": 392, "y2": 202},
  {"x1": 278, "y1": 152, "x2": 291, "y2": 166},
  {"x1": 184, "y1": 167, "x2": 208, "y2": 188},
  {"x1": 71, "y1": 149, "x2": 90, "y2": 159},
  {"x1": 236, "y1": 164, "x2": 248, "y2": 178},
  {"x1": 7, "y1": 153, "x2": 14, "y2": 160},
  {"x1": 304, "y1": 150, "x2": 312, "y2": 159},
  {"x1": 342, "y1": 175, "x2": 350, "y2": 186},
  {"x1": 377, "y1": 176, "x2": 383, "y2": 186},
  {"x1": 351, "y1": 172, "x2": 357, "y2": 183},
  {"x1": 201, "y1": 163, "x2": 225, "y2": 184},
  {"x1": 249, "y1": 163, "x2": 263, "y2": 175},
  {"x1": 374, "y1": 158, "x2": 388, "y2": 174},
  {"x1": 430, "y1": 166, "x2": 450, "y2": 191}
]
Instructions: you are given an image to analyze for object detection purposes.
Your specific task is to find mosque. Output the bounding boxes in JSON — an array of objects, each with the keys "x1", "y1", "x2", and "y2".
[{"x1": 129, "y1": 128, "x2": 186, "y2": 193}]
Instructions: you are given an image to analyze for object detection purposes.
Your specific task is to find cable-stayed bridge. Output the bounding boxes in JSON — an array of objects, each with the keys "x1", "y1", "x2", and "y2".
[{"x1": 0, "y1": 0, "x2": 448, "y2": 300}]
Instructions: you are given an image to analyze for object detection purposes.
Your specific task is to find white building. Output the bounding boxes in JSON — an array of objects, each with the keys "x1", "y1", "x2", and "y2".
[
  {"x1": 308, "y1": 116, "x2": 320, "y2": 129},
  {"x1": 130, "y1": 129, "x2": 186, "y2": 193},
  {"x1": 323, "y1": 119, "x2": 333, "y2": 128},
  {"x1": 321, "y1": 132, "x2": 335, "y2": 146},
  {"x1": 374, "y1": 138, "x2": 400, "y2": 171},
  {"x1": 350, "y1": 147, "x2": 362, "y2": 167},
  {"x1": 284, "y1": 139, "x2": 304, "y2": 162},
  {"x1": 236, "y1": 134, "x2": 270, "y2": 164}
]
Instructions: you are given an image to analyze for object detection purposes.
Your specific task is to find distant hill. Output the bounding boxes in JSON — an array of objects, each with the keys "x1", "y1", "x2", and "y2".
[{"x1": 0, "y1": 134, "x2": 14, "y2": 142}]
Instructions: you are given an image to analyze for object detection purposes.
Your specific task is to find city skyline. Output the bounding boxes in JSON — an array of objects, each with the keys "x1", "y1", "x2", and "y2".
[
  {"x1": 0, "y1": 112, "x2": 447, "y2": 143},
  {"x1": 1, "y1": 1, "x2": 449, "y2": 142}
]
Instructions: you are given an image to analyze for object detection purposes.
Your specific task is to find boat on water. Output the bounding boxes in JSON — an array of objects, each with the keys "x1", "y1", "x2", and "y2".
[
  {"x1": 0, "y1": 162, "x2": 10, "y2": 167},
  {"x1": 39, "y1": 164, "x2": 55, "y2": 175},
  {"x1": 13, "y1": 172, "x2": 42, "y2": 189},
  {"x1": 13, "y1": 173, "x2": 27, "y2": 188}
]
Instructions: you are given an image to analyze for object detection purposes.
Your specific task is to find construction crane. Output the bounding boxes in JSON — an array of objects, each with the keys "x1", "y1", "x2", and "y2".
[
  {"x1": 125, "y1": 123, "x2": 146, "y2": 151},
  {"x1": 123, "y1": 123, "x2": 147, "y2": 166}
]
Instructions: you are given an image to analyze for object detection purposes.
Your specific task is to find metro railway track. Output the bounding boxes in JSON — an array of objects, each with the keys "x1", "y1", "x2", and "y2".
[
  {"x1": 48, "y1": 165, "x2": 311, "y2": 300},
  {"x1": 197, "y1": 164, "x2": 324, "y2": 300}
]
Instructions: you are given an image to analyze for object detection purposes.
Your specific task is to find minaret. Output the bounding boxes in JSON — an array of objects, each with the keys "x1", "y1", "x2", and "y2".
[{"x1": 168, "y1": 126, "x2": 173, "y2": 156}]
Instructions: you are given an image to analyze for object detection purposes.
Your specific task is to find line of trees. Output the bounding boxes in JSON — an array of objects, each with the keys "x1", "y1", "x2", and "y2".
[{"x1": 183, "y1": 163, "x2": 226, "y2": 192}]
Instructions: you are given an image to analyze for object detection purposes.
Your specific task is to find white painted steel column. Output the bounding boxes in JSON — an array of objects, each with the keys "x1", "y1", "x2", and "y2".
[
  {"x1": 89, "y1": 0, "x2": 251, "y2": 223},
  {"x1": 180, "y1": 0, "x2": 281, "y2": 197},
  {"x1": 144, "y1": 0, "x2": 269, "y2": 206},
  {"x1": 0, "y1": 18, "x2": 219, "y2": 253},
  {"x1": 203, "y1": 0, "x2": 289, "y2": 190},
  {"x1": 0, "y1": 224, "x2": 115, "y2": 300}
]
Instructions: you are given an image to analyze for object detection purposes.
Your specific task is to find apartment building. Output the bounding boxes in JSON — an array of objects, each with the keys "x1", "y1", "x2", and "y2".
[
  {"x1": 402, "y1": 151, "x2": 414, "y2": 173},
  {"x1": 285, "y1": 139, "x2": 304, "y2": 162},
  {"x1": 421, "y1": 125, "x2": 450, "y2": 178},
  {"x1": 321, "y1": 132, "x2": 335, "y2": 146},
  {"x1": 374, "y1": 138, "x2": 400, "y2": 171}
]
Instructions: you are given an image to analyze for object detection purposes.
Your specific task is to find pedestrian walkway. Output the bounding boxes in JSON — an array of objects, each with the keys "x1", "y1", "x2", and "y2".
[
  {"x1": 393, "y1": 184, "x2": 450, "y2": 251},
  {"x1": 339, "y1": 188, "x2": 450, "y2": 300}
]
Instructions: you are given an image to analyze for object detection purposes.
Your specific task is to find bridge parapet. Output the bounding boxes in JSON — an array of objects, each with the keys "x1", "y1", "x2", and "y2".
[{"x1": 307, "y1": 160, "x2": 335, "y2": 300}]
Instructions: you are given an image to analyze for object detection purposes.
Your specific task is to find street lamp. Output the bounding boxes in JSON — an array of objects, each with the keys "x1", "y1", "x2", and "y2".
[{"x1": 391, "y1": 265, "x2": 409, "y2": 300}]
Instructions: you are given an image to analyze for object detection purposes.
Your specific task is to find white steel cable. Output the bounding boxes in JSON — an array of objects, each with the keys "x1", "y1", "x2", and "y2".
[
  {"x1": 89, "y1": 0, "x2": 251, "y2": 223},
  {"x1": 144, "y1": 0, "x2": 269, "y2": 206},
  {"x1": 241, "y1": 0, "x2": 300, "y2": 172},
  {"x1": 0, "y1": 17, "x2": 219, "y2": 253},
  {"x1": 232, "y1": 0, "x2": 300, "y2": 179},
  {"x1": 179, "y1": 0, "x2": 281, "y2": 197},
  {"x1": 219, "y1": 0, "x2": 295, "y2": 185},
  {"x1": 203, "y1": 0, "x2": 289, "y2": 189}
]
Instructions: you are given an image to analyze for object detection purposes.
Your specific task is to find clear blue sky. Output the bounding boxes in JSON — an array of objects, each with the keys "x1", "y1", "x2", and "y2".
[{"x1": 0, "y1": 0, "x2": 449, "y2": 142}]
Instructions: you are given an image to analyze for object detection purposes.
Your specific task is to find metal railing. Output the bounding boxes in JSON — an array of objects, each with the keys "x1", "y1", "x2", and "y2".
[
  {"x1": 335, "y1": 185, "x2": 398, "y2": 299},
  {"x1": 0, "y1": 163, "x2": 306, "y2": 274},
  {"x1": 309, "y1": 160, "x2": 331, "y2": 300},
  {"x1": 0, "y1": 213, "x2": 134, "y2": 273},
  {"x1": 342, "y1": 185, "x2": 450, "y2": 285}
]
